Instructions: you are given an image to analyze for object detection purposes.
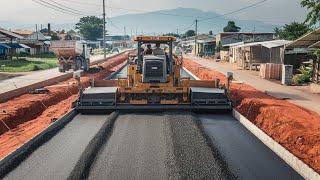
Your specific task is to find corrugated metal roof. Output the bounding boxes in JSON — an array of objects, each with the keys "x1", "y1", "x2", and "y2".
[
  {"x1": 0, "y1": 43, "x2": 11, "y2": 49},
  {"x1": 231, "y1": 40, "x2": 291, "y2": 49},
  {"x1": 0, "y1": 28, "x2": 24, "y2": 39},
  {"x1": 260, "y1": 40, "x2": 292, "y2": 48},
  {"x1": 223, "y1": 42, "x2": 244, "y2": 47},
  {"x1": 286, "y1": 28, "x2": 320, "y2": 48},
  {"x1": 19, "y1": 43, "x2": 31, "y2": 48},
  {"x1": 4, "y1": 43, "x2": 24, "y2": 48}
]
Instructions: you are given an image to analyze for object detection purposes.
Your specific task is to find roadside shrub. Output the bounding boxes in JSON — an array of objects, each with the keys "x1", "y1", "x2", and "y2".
[
  {"x1": 293, "y1": 66, "x2": 312, "y2": 85},
  {"x1": 28, "y1": 52, "x2": 56, "y2": 58},
  {"x1": 31, "y1": 64, "x2": 40, "y2": 71},
  {"x1": 19, "y1": 52, "x2": 30, "y2": 57}
]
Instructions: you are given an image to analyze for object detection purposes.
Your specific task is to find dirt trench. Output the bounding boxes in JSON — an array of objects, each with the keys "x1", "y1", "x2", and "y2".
[{"x1": 183, "y1": 58, "x2": 320, "y2": 173}]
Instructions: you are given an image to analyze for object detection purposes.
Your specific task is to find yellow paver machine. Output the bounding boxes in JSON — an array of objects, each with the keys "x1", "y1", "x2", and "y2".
[{"x1": 75, "y1": 36, "x2": 232, "y2": 113}]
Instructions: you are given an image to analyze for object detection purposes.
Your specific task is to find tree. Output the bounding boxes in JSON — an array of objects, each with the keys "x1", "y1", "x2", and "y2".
[
  {"x1": 223, "y1": 21, "x2": 241, "y2": 32},
  {"x1": 40, "y1": 28, "x2": 49, "y2": 34},
  {"x1": 274, "y1": 22, "x2": 311, "y2": 40},
  {"x1": 301, "y1": 0, "x2": 320, "y2": 26},
  {"x1": 163, "y1": 33, "x2": 180, "y2": 38},
  {"x1": 184, "y1": 30, "x2": 195, "y2": 37},
  {"x1": 76, "y1": 16, "x2": 103, "y2": 41},
  {"x1": 51, "y1": 31, "x2": 60, "y2": 40},
  {"x1": 209, "y1": 30, "x2": 213, "y2": 35},
  {"x1": 67, "y1": 29, "x2": 76, "y2": 35}
]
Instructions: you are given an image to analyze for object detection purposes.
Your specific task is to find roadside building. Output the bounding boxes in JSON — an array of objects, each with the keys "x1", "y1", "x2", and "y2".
[
  {"x1": 286, "y1": 28, "x2": 320, "y2": 85},
  {"x1": 19, "y1": 31, "x2": 50, "y2": 55},
  {"x1": 0, "y1": 43, "x2": 10, "y2": 60},
  {"x1": 181, "y1": 34, "x2": 215, "y2": 57},
  {"x1": 216, "y1": 32, "x2": 275, "y2": 47},
  {"x1": 0, "y1": 28, "x2": 24, "y2": 59},
  {"x1": 227, "y1": 40, "x2": 291, "y2": 70},
  {"x1": 12, "y1": 29, "x2": 33, "y2": 38},
  {"x1": 100, "y1": 35, "x2": 131, "y2": 50}
]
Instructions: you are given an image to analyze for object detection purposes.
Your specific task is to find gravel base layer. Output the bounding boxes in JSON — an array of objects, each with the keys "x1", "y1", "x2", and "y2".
[
  {"x1": 88, "y1": 112, "x2": 234, "y2": 180},
  {"x1": 164, "y1": 112, "x2": 234, "y2": 179}
]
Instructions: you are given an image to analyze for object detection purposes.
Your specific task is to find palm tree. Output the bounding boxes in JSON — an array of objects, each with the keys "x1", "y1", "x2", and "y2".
[{"x1": 301, "y1": 0, "x2": 320, "y2": 26}]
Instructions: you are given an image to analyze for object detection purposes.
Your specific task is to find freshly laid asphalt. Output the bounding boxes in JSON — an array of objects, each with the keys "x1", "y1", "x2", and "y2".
[
  {"x1": 199, "y1": 114, "x2": 303, "y2": 180},
  {"x1": 3, "y1": 115, "x2": 107, "y2": 180},
  {"x1": 4, "y1": 113, "x2": 304, "y2": 180},
  {"x1": 88, "y1": 113, "x2": 232, "y2": 180}
]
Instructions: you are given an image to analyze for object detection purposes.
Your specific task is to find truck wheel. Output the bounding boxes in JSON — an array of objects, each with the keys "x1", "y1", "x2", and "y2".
[{"x1": 59, "y1": 65, "x2": 65, "y2": 73}]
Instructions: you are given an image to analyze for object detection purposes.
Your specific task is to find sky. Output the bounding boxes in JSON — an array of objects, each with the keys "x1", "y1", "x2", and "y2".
[{"x1": 0, "y1": 0, "x2": 308, "y2": 27}]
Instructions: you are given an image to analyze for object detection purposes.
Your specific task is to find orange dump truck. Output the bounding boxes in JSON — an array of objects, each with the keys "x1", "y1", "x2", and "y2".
[{"x1": 50, "y1": 40, "x2": 90, "y2": 72}]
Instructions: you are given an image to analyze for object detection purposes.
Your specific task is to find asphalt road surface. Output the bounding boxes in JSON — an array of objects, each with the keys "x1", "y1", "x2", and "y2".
[
  {"x1": 4, "y1": 115, "x2": 107, "y2": 180},
  {"x1": 88, "y1": 113, "x2": 232, "y2": 180},
  {"x1": 199, "y1": 114, "x2": 303, "y2": 180}
]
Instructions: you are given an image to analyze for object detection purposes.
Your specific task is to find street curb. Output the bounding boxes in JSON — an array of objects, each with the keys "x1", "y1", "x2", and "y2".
[
  {"x1": 0, "y1": 109, "x2": 77, "y2": 178},
  {"x1": 68, "y1": 112, "x2": 119, "y2": 180},
  {"x1": 232, "y1": 109, "x2": 320, "y2": 180}
]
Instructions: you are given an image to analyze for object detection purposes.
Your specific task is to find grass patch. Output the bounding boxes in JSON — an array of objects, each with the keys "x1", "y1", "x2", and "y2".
[{"x1": 0, "y1": 58, "x2": 58, "y2": 72}]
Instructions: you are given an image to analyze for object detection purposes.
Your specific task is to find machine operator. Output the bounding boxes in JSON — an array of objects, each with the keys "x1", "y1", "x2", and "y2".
[
  {"x1": 153, "y1": 43, "x2": 165, "y2": 56},
  {"x1": 144, "y1": 44, "x2": 153, "y2": 55}
]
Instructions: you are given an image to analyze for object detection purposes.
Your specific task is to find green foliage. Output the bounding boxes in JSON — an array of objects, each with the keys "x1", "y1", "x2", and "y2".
[
  {"x1": 31, "y1": 64, "x2": 40, "y2": 71},
  {"x1": 274, "y1": 22, "x2": 311, "y2": 40},
  {"x1": 0, "y1": 58, "x2": 57, "y2": 72},
  {"x1": 40, "y1": 28, "x2": 49, "y2": 34},
  {"x1": 76, "y1": 16, "x2": 103, "y2": 41},
  {"x1": 163, "y1": 33, "x2": 180, "y2": 38},
  {"x1": 314, "y1": 49, "x2": 320, "y2": 58},
  {"x1": 209, "y1": 31, "x2": 213, "y2": 35},
  {"x1": 51, "y1": 31, "x2": 60, "y2": 40},
  {"x1": 293, "y1": 65, "x2": 313, "y2": 85},
  {"x1": 301, "y1": 0, "x2": 320, "y2": 26},
  {"x1": 184, "y1": 30, "x2": 196, "y2": 37},
  {"x1": 223, "y1": 21, "x2": 241, "y2": 32},
  {"x1": 28, "y1": 52, "x2": 56, "y2": 58},
  {"x1": 215, "y1": 42, "x2": 227, "y2": 52}
]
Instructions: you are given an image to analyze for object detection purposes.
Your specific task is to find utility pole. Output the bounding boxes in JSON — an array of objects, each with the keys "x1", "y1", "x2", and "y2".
[
  {"x1": 195, "y1": 19, "x2": 198, "y2": 56},
  {"x1": 103, "y1": 0, "x2": 106, "y2": 59},
  {"x1": 36, "y1": 24, "x2": 39, "y2": 40}
]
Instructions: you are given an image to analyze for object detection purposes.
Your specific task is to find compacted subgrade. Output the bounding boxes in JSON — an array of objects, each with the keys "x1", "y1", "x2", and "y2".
[{"x1": 87, "y1": 112, "x2": 233, "y2": 180}]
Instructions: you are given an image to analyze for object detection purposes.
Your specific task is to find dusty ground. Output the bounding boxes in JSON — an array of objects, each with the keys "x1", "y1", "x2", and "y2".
[
  {"x1": 183, "y1": 58, "x2": 320, "y2": 173},
  {"x1": 0, "y1": 53, "x2": 129, "y2": 159}
]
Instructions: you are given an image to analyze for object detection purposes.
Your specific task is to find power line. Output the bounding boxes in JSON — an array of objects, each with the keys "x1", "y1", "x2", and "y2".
[
  {"x1": 37, "y1": 0, "x2": 85, "y2": 15},
  {"x1": 31, "y1": 0, "x2": 82, "y2": 16},
  {"x1": 199, "y1": 0, "x2": 268, "y2": 22},
  {"x1": 107, "y1": 17, "x2": 121, "y2": 30},
  {"x1": 179, "y1": 22, "x2": 196, "y2": 32},
  {"x1": 47, "y1": 0, "x2": 98, "y2": 15},
  {"x1": 31, "y1": 0, "x2": 98, "y2": 16}
]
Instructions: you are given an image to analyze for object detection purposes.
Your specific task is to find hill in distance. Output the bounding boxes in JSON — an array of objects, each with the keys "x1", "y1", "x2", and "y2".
[
  {"x1": 0, "y1": 8, "x2": 279, "y2": 35},
  {"x1": 108, "y1": 7, "x2": 279, "y2": 35}
]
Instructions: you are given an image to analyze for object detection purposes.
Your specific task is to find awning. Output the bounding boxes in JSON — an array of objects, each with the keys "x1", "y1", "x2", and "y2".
[
  {"x1": 0, "y1": 43, "x2": 11, "y2": 49},
  {"x1": 286, "y1": 28, "x2": 320, "y2": 48},
  {"x1": 19, "y1": 43, "x2": 31, "y2": 49},
  {"x1": 231, "y1": 40, "x2": 292, "y2": 49},
  {"x1": 4, "y1": 43, "x2": 24, "y2": 49}
]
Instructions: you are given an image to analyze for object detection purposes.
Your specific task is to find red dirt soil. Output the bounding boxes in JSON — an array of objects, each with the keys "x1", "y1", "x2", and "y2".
[
  {"x1": 0, "y1": 53, "x2": 129, "y2": 159},
  {"x1": 183, "y1": 58, "x2": 320, "y2": 173}
]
